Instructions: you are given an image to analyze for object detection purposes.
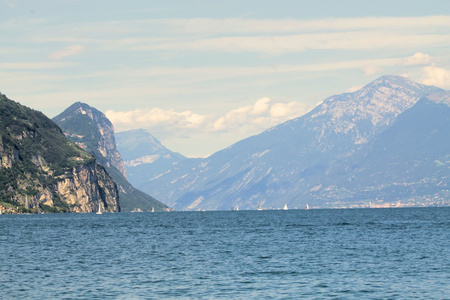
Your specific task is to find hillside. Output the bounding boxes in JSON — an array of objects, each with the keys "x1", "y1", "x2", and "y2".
[{"x1": 0, "y1": 93, "x2": 119, "y2": 213}]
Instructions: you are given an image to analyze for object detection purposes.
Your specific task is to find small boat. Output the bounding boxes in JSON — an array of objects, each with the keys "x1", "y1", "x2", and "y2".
[
  {"x1": 305, "y1": 204, "x2": 309, "y2": 210},
  {"x1": 283, "y1": 204, "x2": 288, "y2": 210},
  {"x1": 232, "y1": 205, "x2": 239, "y2": 211},
  {"x1": 96, "y1": 205, "x2": 102, "y2": 215},
  {"x1": 257, "y1": 204, "x2": 263, "y2": 211}
]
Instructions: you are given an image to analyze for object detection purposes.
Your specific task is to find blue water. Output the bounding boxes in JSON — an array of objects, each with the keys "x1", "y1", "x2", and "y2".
[{"x1": 0, "y1": 208, "x2": 449, "y2": 299}]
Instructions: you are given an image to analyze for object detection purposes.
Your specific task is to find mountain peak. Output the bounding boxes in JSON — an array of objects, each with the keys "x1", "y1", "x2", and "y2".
[
  {"x1": 61, "y1": 102, "x2": 108, "y2": 123},
  {"x1": 364, "y1": 75, "x2": 442, "y2": 95},
  {"x1": 53, "y1": 102, "x2": 127, "y2": 178},
  {"x1": 309, "y1": 74, "x2": 443, "y2": 133}
]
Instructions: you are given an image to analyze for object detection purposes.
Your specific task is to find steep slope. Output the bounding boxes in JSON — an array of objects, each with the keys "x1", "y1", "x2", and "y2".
[
  {"x1": 53, "y1": 103, "x2": 170, "y2": 212},
  {"x1": 0, "y1": 93, "x2": 119, "y2": 213},
  {"x1": 139, "y1": 75, "x2": 445, "y2": 210},
  {"x1": 115, "y1": 129, "x2": 189, "y2": 189}
]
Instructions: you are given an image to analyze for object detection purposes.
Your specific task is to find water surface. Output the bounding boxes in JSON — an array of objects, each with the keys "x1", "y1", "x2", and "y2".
[{"x1": 1, "y1": 208, "x2": 449, "y2": 299}]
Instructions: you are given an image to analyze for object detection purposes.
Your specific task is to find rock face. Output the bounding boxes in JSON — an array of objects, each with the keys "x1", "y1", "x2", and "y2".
[
  {"x1": 53, "y1": 162, "x2": 119, "y2": 212},
  {"x1": 53, "y1": 103, "x2": 170, "y2": 212},
  {"x1": 0, "y1": 93, "x2": 119, "y2": 213},
  {"x1": 137, "y1": 75, "x2": 448, "y2": 210}
]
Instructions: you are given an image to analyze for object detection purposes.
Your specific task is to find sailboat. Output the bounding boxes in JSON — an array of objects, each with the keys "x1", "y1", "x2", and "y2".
[
  {"x1": 257, "y1": 204, "x2": 263, "y2": 211},
  {"x1": 96, "y1": 205, "x2": 102, "y2": 215},
  {"x1": 283, "y1": 204, "x2": 288, "y2": 210},
  {"x1": 232, "y1": 205, "x2": 239, "y2": 211},
  {"x1": 151, "y1": 207, "x2": 155, "y2": 213},
  {"x1": 305, "y1": 204, "x2": 309, "y2": 210}
]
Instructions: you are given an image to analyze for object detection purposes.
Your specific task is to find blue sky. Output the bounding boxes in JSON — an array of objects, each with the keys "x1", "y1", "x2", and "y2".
[{"x1": 1, "y1": 0, "x2": 450, "y2": 157}]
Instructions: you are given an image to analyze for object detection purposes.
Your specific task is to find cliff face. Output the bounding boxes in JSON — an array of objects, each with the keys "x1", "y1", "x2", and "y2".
[
  {"x1": 0, "y1": 93, "x2": 119, "y2": 213},
  {"x1": 54, "y1": 162, "x2": 119, "y2": 212},
  {"x1": 52, "y1": 102, "x2": 127, "y2": 178}
]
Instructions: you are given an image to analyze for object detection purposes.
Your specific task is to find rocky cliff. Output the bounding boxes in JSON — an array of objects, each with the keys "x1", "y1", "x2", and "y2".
[{"x1": 0, "y1": 93, "x2": 119, "y2": 213}]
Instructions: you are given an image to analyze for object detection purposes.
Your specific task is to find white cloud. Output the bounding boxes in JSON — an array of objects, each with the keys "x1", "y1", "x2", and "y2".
[
  {"x1": 32, "y1": 16, "x2": 450, "y2": 55},
  {"x1": 251, "y1": 97, "x2": 270, "y2": 115},
  {"x1": 212, "y1": 98, "x2": 309, "y2": 132},
  {"x1": 422, "y1": 65, "x2": 450, "y2": 88},
  {"x1": 362, "y1": 64, "x2": 383, "y2": 76},
  {"x1": 148, "y1": 16, "x2": 450, "y2": 35},
  {"x1": 0, "y1": 61, "x2": 74, "y2": 70},
  {"x1": 105, "y1": 108, "x2": 209, "y2": 132},
  {"x1": 402, "y1": 52, "x2": 431, "y2": 66},
  {"x1": 48, "y1": 45, "x2": 85, "y2": 60},
  {"x1": 127, "y1": 31, "x2": 450, "y2": 55}
]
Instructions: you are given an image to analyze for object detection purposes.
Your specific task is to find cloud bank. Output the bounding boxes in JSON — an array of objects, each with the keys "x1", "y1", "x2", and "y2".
[
  {"x1": 106, "y1": 97, "x2": 309, "y2": 139},
  {"x1": 48, "y1": 45, "x2": 85, "y2": 60}
]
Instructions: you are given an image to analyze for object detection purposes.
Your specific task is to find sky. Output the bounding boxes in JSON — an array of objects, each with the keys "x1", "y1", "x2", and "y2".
[{"x1": 1, "y1": 0, "x2": 450, "y2": 157}]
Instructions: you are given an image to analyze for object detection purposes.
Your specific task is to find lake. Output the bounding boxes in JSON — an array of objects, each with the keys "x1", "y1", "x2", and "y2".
[{"x1": 0, "y1": 207, "x2": 449, "y2": 299}]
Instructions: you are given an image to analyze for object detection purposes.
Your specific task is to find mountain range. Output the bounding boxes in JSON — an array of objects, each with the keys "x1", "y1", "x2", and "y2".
[
  {"x1": 53, "y1": 103, "x2": 170, "y2": 212},
  {"x1": 116, "y1": 75, "x2": 449, "y2": 210}
]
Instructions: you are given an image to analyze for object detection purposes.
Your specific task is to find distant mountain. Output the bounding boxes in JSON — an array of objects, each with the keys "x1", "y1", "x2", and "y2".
[
  {"x1": 53, "y1": 103, "x2": 170, "y2": 212},
  {"x1": 136, "y1": 75, "x2": 448, "y2": 210},
  {"x1": 115, "y1": 129, "x2": 190, "y2": 189},
  {"x1": 309, "y1": 92, "x2": 450, "y2": 206},
  {"x1": 0, "y1": 93, "x2": 119, "y2": 213}
]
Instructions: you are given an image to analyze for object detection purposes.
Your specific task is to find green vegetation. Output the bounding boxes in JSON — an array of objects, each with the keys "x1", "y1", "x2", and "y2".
[{"x1": 0, "y1": 94, "x2": 96, "y2": 212}]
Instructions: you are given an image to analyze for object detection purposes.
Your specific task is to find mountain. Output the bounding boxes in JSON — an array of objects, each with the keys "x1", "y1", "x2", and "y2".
[
  {"x1": 0, "y1": 93, "x2": 119, "y2": 213},
  {"x1": 309, "y1": 91, "x2": 450, "y2": 207},
  {"x1": 135, "y1": 75, "x2": 448, "y2": 210},
  {"x1": 115, "y1": 129, "x2": 190, "y2": 189},
  {"x1": 53, "y1": 102, "x2": 127, "y2": 178},
  {"x1": 53, "y1": 103, "x2": 170, "y2": 212}
]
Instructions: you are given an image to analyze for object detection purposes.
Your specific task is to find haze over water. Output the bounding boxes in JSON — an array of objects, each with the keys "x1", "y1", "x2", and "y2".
[{"x1": 1, "y1": 207, "x2": 448, "y2": 299}]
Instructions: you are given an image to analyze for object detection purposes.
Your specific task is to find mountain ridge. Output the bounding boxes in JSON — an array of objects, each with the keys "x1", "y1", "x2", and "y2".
[{"x1": 122, "y1": 75, "x2": 448, "y2": 210}]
